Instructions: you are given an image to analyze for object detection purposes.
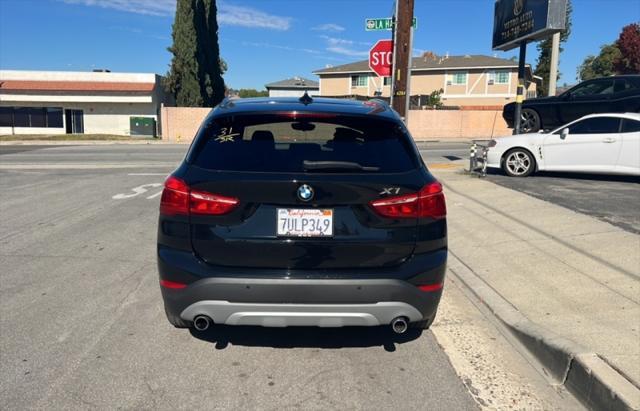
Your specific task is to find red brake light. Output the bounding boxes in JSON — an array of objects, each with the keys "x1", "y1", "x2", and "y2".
[
  {"x1": 159, "y1": 279, "x2": 187, "y2": 289},
  {"x1": 159, "y1": 176, "x2": 239, "y2": 216},
  {"x1": 370, "y1": 182, "x2": 446, "y2": 219},
  {"x1": 160, "y1": 176, "x2": 189, "y2": 216}
]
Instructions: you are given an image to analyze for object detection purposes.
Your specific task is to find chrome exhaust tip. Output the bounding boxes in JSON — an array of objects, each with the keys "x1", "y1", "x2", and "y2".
[
  {"x1": 193, "y1": 315, "x2": 212, "y2": 331},
  {"x1": 391, "y1": 317, "x2": 408, "y2": 334}
]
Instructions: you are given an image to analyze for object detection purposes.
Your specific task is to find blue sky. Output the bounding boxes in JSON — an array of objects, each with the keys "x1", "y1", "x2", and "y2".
[{"x1": 0, "y1": 0, "x2": 638, "y2": 89}]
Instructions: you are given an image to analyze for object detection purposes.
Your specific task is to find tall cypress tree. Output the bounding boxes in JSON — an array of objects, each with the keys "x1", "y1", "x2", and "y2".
[
  {"x1": 165, "y1": 0, "x2": 225, "y2": 107},
  {"x1": 533, "y1": 0, "x2": 572, "y2": 96}
]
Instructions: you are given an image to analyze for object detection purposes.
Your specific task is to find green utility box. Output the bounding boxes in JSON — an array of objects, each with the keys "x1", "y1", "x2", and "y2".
[{"x1": 130, "y1": 117, "x2": 156, "y2": 137}]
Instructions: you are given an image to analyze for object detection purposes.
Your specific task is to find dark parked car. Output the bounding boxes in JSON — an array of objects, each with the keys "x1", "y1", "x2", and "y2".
[
  {"x1": 157, "y1": 96, "x2": 447, "y2": 335},
  {"x1": 503, "y1": 75, "x2": 640, "y2": 133}
]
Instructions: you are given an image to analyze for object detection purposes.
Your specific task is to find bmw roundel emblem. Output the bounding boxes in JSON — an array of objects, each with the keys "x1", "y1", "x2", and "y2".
[{"x1": 297, "y1": 184, "x2": 314, "y2": 202}]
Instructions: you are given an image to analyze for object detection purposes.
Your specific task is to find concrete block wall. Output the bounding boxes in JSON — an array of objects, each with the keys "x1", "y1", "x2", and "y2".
[
  {"x1": 159, "y1": 106, "x2": 512, "y2": 142},
  {"x1": 160, "y1": 106, "x2": 211, "y2": 143},
  {"x1": 407, "y1": 109, "x2": 511, "y2": 140}
]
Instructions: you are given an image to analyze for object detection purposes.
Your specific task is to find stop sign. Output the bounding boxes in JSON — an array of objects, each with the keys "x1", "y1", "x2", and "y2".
[{"x1": 369, "y1": 39, "x2": 393, "y2": 77}]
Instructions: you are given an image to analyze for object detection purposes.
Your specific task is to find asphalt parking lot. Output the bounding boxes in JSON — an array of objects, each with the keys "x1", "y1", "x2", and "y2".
[{"x1": 485, "y1": 170, "x2": 640, "y2": 234}]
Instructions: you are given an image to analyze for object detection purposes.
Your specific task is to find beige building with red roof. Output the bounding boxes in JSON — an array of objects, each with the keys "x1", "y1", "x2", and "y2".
[
  {"x1": 0, "y1": 70, "x2": 173, "y2": 136},
  {"x1": 314, "y1": 54, "x2": 540, "y2": 107}
]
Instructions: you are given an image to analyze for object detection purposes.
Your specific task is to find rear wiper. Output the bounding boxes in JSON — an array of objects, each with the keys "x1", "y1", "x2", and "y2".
[{"x1": 303, "y1": 160, "x2": 380, "y2": 172}]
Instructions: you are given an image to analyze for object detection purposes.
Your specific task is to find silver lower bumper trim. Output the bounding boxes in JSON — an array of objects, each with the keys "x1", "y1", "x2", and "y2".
[{"x1": 180, "y1": 301, "x2": 423, "y2": 327}]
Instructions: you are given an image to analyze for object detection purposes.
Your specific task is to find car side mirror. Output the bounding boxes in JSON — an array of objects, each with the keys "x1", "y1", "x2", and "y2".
[
  {"x1": 561, "y1": 128, "x2": 569, "y2": 139},
  {"x1": 562, "y1": 92, "x2": 572, "y2": 101}
]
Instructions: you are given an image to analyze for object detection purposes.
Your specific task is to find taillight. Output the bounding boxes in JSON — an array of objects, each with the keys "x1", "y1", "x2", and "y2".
[
  {"x1": 189, "y1": 190, "x2": 239, "y2": 215},
  {"x1": 160, "y1": 176, "x2": 189, "y2": 216},
  {"x1": 159, "y1": 176, "x2": 239, "y2": 216},
  {"x1": 370, "y1": 181, "x2": 446, "y2": 219}
]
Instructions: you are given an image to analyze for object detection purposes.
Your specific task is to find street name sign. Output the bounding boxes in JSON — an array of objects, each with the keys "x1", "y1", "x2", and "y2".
[
  {"x1": 369, "y1": 40, "x2": 393, "y2": 77},
  {"x1": 492, "y1": 0, "x2": 568, "y2": 50},
  {"x1": 365, "y1": 17, "x2": 417, "y2": 31}
]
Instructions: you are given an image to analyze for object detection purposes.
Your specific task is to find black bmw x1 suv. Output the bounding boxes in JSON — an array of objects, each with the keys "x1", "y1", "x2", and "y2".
[{"x1": 157, "y1": 95, "x2": 447, "y2": 334}]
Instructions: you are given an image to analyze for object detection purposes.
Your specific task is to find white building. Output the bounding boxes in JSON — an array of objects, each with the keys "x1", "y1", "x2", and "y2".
[
  {"x1": 265, "y1": 77, "x2": 319, "y2": 98},
  {"x1": 0, "y1": 70, "x2": 173, "y2": 136}
]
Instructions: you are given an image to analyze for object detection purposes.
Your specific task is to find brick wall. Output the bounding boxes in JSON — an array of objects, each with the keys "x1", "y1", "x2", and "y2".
[
  {"x1": 160, "y1": 106, "x2": 211, "y2": 143},
  {"x1": 160, "y1": 106, "x2": 511, "y2": 142}
]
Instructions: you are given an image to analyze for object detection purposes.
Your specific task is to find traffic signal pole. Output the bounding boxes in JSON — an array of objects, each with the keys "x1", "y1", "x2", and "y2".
[
  {"x1": 513, "y1": 42, "x2": 527, "y2": 135},
  {"x1": 391, "y1": 0, "x2": 414, "y2": 122}
]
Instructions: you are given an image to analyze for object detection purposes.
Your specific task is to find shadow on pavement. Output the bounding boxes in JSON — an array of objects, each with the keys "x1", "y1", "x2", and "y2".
[
  {"x1": 486, "y1": 168, "x2": 639, "y2": 183},
  {"x1": 189, "y1": 325, "x2": 423, "y2": 352}
]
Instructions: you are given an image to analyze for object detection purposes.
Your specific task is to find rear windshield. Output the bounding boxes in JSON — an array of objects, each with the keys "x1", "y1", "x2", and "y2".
[{"x1": 188, "y1": 114, "x2": 419, "y2": 173}]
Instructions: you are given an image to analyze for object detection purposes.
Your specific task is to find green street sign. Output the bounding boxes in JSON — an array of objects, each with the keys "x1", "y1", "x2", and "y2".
[{"x1": 365, "y1": 17, "x2": 417, "y2": 31}]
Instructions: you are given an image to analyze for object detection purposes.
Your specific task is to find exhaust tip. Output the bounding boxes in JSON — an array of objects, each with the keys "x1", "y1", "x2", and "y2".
[
  {"x1": 391, "y1": 316, "x2": 409, "y2": 334},
  {"x1": 193, "y1": 315, "x2": 212, "y2": 331}
]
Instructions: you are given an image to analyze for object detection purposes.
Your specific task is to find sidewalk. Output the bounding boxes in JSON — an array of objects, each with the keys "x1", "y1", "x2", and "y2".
[{"x1": 433, "y1": 168, "x2": 640, "y2": 406}]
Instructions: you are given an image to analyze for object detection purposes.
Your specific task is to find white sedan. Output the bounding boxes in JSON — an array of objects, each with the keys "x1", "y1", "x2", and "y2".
[{"x1": 486, "y1": 112, "x2": 640, "y2": 177}]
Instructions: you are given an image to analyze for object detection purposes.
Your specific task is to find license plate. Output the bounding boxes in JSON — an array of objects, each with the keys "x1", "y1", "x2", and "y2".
[{"x1": 277, "y1": 208, "x2": 333, "y2": 237}]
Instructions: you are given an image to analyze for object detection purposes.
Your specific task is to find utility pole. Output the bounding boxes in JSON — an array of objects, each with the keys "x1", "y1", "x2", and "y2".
[
  {"x1": 391, "y1": 0, "x2": 414, "y2": 122},
  {"x1": 548, "y1": 32, "x2": 560, "y2": 96},
  {"x1": 513, "y1": 42, "x2": 527, "y2": 135}
]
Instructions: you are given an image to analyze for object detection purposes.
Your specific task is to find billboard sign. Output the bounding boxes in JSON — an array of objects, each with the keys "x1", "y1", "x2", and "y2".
[{"x1": 492, "y1": 0, "x2": 567, "y2": 51}]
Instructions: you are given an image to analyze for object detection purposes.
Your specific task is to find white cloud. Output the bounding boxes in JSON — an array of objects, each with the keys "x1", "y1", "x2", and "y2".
[
  {"x1": 63, "y1": 0, "x2": 174, "y2": 16},
  {"x1": 311, "y1": 23, "x2": 345, "y2": 32},
  {"x1": 241, "y1": 41, "x2": 320, "y2": 54},
  {"x1": 320, "y1": 36, "x2": 369, "y2": 58},
  {"x1": 62, "y1": 0, "x2": 292, "y2": 30},
  {"x1": 218, "y1": 4, "x2": 290, "y2": 30},
  {"x1": 326, "y1": 46, "x2": 368, "y2": 57}
]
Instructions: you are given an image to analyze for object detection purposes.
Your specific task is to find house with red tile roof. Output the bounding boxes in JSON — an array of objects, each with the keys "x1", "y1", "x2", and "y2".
[{"x1": 0, "y1": 70, "x2": 173, "y2": 136}]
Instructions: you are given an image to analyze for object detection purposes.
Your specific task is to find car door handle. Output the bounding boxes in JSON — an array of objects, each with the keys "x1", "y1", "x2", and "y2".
[{"x1": 603, "y1": 137, "x2": 617, "y2": 143}]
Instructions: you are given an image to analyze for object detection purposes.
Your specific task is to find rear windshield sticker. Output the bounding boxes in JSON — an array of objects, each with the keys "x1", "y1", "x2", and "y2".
[{"x1": 215, "y1": 127, "x2": 239, "y2": 143}]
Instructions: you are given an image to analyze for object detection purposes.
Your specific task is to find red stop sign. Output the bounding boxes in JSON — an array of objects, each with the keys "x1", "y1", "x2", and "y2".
[{"x1": 369, "y1": 40, "x2": 393, "y2": 77}]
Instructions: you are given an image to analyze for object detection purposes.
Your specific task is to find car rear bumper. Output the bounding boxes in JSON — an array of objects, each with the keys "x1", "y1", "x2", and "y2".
[
  {"x1": 181, "y1": 300, "x2": 424, "y2": 327},
  {"x1": 158, "y1": 247, "x2": 446, "y2": 328}
]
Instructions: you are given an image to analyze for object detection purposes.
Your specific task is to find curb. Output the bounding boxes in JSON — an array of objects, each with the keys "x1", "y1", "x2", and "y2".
[{"x1": 448, "y1": 252, "x2": 640, "y2": 411}]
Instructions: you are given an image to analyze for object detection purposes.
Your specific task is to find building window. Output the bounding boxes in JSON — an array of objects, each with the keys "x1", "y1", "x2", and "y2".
[
  {"x1": 488, "y1": 70, "x2": 509, "y2": 84},
  {"x1": 0, "y1": 107, "x2": 64, "y2": 128},
  {"x1": 383, "y1": 77, "x2": 392, "y2": 86},
  {"x1": 0, "y1": 107, "x2": 12, "y2": 127},
  {"x1": 13, "y1": 108, "x2": 31, "y2": 127},
  {"x1": 496, "y1": 71, "x2": 509, "y2": 84},
  {"x1": 450, "y1": 72, "x2": 467, "y2": 85},
  {"x1": 351, "y1": 75, "x2": 368, "y2": 87},
  {"x1": 28, "y1": 107, "x2": 46, "y2": 127},
  {"x1": 46, "y1": 108, "x2": 64, "y2": 128}
]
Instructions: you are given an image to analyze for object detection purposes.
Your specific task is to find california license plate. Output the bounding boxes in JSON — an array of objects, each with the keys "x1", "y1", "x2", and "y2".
[{"x1": 277, "y1": 209, "x2": 333, "y2": 237}]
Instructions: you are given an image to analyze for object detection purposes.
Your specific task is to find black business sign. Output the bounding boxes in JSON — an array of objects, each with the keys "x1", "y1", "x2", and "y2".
[{"x1": 492, "y1": 0, "x2": 567, "y2": 51}]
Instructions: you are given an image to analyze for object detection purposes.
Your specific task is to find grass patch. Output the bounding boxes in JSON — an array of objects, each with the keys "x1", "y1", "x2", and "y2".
[{"x1": 0, "y1": 134, "x2": 158, "y2": 141}]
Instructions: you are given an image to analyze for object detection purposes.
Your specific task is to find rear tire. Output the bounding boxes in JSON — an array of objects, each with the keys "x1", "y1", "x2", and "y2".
[
  {"x1": 520, "y1": 109, "x2": 541, "y2": 133},
  {"x1": 502, "y1": 148, "x2": 536, "y2": 177}
]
